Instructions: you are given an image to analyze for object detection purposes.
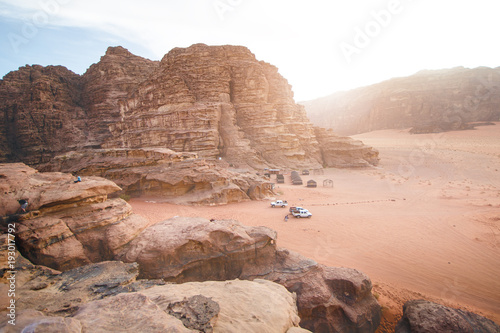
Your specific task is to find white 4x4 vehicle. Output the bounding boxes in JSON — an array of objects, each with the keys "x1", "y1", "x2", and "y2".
[
  {"x1": 292, "y1": 209, "x2": 312, "y2": 218},
  {"x1": 270, "y1": 200, "x2": 288, "y2": 208}
]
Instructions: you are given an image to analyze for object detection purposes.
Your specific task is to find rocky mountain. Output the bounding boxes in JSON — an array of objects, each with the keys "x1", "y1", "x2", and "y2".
[
  {"x1": 303, "y1": 66, "x2": 500, "y2": 135},
  {"x1": 0, "y1": 44, "x2": 378, "y2": 171}
]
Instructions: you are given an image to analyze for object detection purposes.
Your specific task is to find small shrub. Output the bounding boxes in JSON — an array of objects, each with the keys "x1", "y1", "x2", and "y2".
[{"x1": 119, "y1": 194, "x2": 131, "y2": 202}]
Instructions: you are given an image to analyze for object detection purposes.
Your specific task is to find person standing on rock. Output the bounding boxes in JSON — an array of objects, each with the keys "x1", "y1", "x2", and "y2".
[
  {"x1": 18, "y1": 199, "x2": 28, "y2": 213},
  {"x1": 74, "y1": 176, "x2": 81, "y2": 183}
]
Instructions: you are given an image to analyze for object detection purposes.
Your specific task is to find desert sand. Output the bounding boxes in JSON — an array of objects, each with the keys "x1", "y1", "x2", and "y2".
[{"x1": 130, "y1": 123, "x2": 500, "y2": 330}]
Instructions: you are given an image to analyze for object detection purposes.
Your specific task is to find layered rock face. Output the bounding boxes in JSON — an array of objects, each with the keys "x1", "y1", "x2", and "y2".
[
  {"x1": 303, "y1": 66, "x2": 500, "y2": 135},
  {"x1": 0, "y1": 44, "x2": 378, "y2": 170},
  {"x1": 0, "y1": 163, "x2": 151, "y2": 270},
  {"x1": 106, "y1": 44, "x2": 327, "y2": 169},
  {"x1": 40, "y1": 148, "x2": 275, "y2": 205},
  {"x1": 80, "y1": 46, "x2": 159, "y2": 147},
  {"x1": 0, "y1": 65, "x2": 87, "y2": 164}
]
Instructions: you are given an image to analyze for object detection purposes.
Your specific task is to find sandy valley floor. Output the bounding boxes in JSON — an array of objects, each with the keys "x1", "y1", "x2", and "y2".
[{"x1": 130, "y1": 123, "x2": 500, "y2": 330}]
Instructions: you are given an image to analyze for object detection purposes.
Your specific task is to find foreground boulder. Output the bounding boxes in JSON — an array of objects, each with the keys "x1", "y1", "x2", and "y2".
[
  {"x1": 249, "y1": 249, "x2": 380, "y2": 333},
  {"x1": 1, "y1": 258, "x2": 308, "y2": 333},
  {"x1": 117, "y1": 217, "x2": 277, "y2": 281},
  {"x1": 0, "y1": 163, "x2": 151, "y2": 271},
  {"x1": 118, "y1": 217, "x2": 381, "y2": 332},
  {"x1": 395, "y1": 300, "x2": 500, "y2": 333}
]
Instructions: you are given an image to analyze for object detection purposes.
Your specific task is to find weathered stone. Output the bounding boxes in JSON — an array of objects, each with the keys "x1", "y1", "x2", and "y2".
[
  {"x1": 0, "y1": 163, "x2": 120, "y2": 216},
  {"x1": 39, "y1": 148, "x2": 275, "y2": 205},
  {"x1": 6, "y1": 257, "x2": 308, "y2": 333},
  {"x1": 117, "y1": 217, "x2": 277, "y2": 281},
  {"x1": 0, "y1": 65, "x2": 87, "y2": 164},
  {"x1": 15, "y1": 261, "x2": 143, "y2": 316},
  {"x1": 0, "y1": 163, "x2": 151, "y2": 271},
  {"x1": 244, "y1": 248, "x2": 381, "y2": 333},
  {"x1": 117, "y1": 217, "x2": 381, "y2": 333},
  {"x1": 314, "y1": 127, "x2": 379, "y2": 167},
  {"x1": 73, "y1": 293, "x2": 193, "y2": 333},
  {"x1": 80, "y1": 46, "x2": 159, "y2": 148},
  {"x1": 0, "y1": 309, "x2": 82, "y2": 333},
  {"x1": 395, "y1": 300, "x2": 500, "y2": 333},
  {"x1": 142, "y1": 279, "x2": 304, "y2": 333},
  {"x1": 304, "y1": 66, "x2": 500, "y2": 135},
  {"x1": 165, "y1": 295, "x2": 220, "y2": 333},
  {"x1": 106, "y1": 44, "x2": 376, "y2": 169}
]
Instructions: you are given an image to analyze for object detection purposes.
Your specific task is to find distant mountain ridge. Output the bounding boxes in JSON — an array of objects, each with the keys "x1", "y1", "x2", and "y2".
[{"x1": 302, "y1": 66, "x2": 500, "y2": 135}]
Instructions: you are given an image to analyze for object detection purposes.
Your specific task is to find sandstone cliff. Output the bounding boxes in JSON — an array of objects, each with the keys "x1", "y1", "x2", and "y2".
[
  {"x1": 0, "y1": 163, "x2": 152, "y2": 270},
  {"x1": 0, "y1": 65, "x2": 87, "y2": 164},
  {"x1": 303, "y1": 66, "x2": 500, "y2": 135},
  {"x1": 80, "y1": 46, "x2": 159, "y2": 147},
  {"x1": 0, "y1": 44, "x2": 378, "y2": 170}
]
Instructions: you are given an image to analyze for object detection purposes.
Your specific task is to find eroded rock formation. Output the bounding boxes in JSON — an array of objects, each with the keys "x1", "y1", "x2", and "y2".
[
  {"x1": 0, "y1": 258, "x2": 308, "y2": 333},
  {"x1": 1, "y1": 164, "x2": 381, "y2": 332},
  {"x1": 116, "y1": 216, "x2": 381, "y2": 332},
  {"x1": 314, "y1": 127, "x2": 380, "y2": 167},
  {"x1": 395, "y1": 300, "x2": 500, "y2": 333},
  {"x1": 39, "y1": 148, "x2": 275, "y2": 204},
  {"x1": 0, "y1": 65, "x2": 87, "y2": 164},
  {"x1": 0, "y1": 44, "x2": 378, "y2": 171},
  {"x1": 81, "y1": 46, "x2": 159, "y2": 147},
  {"x1": 303, "y1": 66, "x2": 500, "y2": 135},
  {"x1": 0, "y1": 163, "x2": 152, "y2": 270}
]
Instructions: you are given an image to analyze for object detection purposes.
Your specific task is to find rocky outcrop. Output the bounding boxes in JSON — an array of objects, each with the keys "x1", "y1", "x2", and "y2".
[
  {"x1": 303, "y1": 66, "x2": 500, "y2": 135},
  {"x1": 1, "y1": 44, "x2": 378, "y2": 171},
  {"x1": 39, "y1": 148, "x2": 274, "y2": 204},
  {"x1": 117, "y1": 216, "x2": 381, "y2": 332},
  {"x1": 0, "y1": 163, "x2": 151, "y2": 271},
  {"x1": 1, "y1": 259, "x2": 309, "y2": 333},
  {"x1": 117, "y1": 217, "x2": 277, "y2": 281},
  {"x1": 395, "y1": 300, "x2": 500, "y2": 333},
  {"x1": 252, "y1": 250, "x2": 380, "y2": 333},
  {"x1": 141, "y1": 279, "x2": 304, "y2": 333},
  {"x1": 1, "y1": 164, "x2": 381, "y2": 332},
  {"x1": 314, "y1": 127, "x2": 380, "y2": 167}
]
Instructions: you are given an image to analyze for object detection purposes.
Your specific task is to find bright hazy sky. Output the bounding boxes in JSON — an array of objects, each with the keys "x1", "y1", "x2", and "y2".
[{"x1": 1, "y1": 0, "x2": 499, "y2": 101}]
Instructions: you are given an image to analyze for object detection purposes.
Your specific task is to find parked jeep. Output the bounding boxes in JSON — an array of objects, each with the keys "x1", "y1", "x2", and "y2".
[
  {"x1": 271, "y1": 200, "x2": 288, "y2": 208},
  {"x1": 292, "y1": 209, "x2": 312, "y2": 218}
]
